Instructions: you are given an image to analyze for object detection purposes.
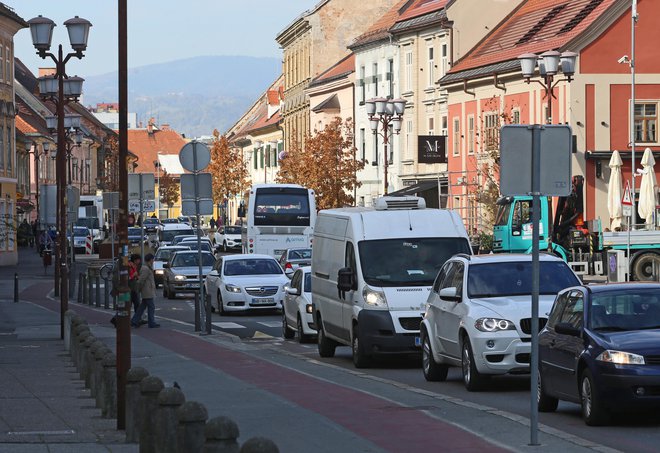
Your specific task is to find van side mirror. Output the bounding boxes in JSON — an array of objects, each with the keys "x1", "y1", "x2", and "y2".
[
  {"x1": 337, "y1": 267, "x2": 355, "y2": 293},
  {"x1": 555, "y1": 322, "x2": 582, "y2": 337},
  {"x1": 439, "y1": 287, "x2": 461, "y2": 302}
]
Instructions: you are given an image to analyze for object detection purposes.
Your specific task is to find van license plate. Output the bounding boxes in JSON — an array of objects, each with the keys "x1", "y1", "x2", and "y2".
[
  {"x1": 414, "y1": 336, "x2": 421, "y2": 347},
  {"x1": 252, "y1": 298, "x2": 274, "y2": 305}
]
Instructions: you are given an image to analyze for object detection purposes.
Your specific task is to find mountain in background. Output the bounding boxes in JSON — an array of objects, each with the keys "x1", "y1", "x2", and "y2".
[{"x1": 83, "y1": 55, "x2": 281, "y2": 137}]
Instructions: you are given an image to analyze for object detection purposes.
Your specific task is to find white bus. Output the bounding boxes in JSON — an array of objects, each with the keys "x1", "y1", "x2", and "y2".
[{"x1": 242, "y1": 184, "x2": 316, "y2": 257}]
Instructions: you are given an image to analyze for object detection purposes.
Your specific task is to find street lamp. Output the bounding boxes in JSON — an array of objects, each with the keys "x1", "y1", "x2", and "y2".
[
  {"x1": 28, "y1": 13, "x2": 91, "y2": 339},
  {"x1": 517, "y1": 50, "x2": 577, "y2": 124},
  {"x1": 366, "y1": 97, "x2": 407, "y2": 194},
  {"x1": 25, "y1": 141, "x2": 51, "y2": 234}
]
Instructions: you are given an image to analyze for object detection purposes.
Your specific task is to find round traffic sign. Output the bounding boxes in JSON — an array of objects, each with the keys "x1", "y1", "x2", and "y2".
[{"x1": 179, "y1": 141, "x2": 211, "y2": 172}]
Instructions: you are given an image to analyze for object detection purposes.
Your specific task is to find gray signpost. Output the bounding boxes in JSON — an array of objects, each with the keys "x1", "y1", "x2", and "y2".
[
  {"x1": 103, "y1": 192, "x2": 120, "y2": 262},
  {"x1": 500, "y1": 124, "x2": 571, "y2": 446},
  {"x1": 179, "y1": 140, "x2": 213, "y2": 335},
  {"x1": 128, "y1": 173, "x2": 155, "y2": 263}
]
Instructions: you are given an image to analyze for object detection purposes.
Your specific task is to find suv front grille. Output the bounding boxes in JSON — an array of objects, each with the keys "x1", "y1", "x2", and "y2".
[
  {"x1": 519, "y1": 318, "x2": 548, "y2": 335},
  {"x1": 245, "y1": 286, "x2": 278, "y2": 297},
  {"x1": 399, "y1": 317, "x2": 422, "y2": 331}
]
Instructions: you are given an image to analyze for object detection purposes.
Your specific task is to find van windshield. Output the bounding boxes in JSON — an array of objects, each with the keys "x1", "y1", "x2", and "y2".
[{"x1": 358, "y1": 238, "x2": 472, "y2": 287}]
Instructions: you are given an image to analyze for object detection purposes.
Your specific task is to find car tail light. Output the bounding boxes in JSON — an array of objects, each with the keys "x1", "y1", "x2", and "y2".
[{"x1": 285, "y1": 262, "x2": 292, "y2": 270}]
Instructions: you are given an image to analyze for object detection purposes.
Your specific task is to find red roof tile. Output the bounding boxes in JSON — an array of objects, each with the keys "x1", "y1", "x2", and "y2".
[
  {"x1": 350, "y1": 0, "x2": 414, "y2": 48},
  {"x1": 127, "y1": 127, "x2": 187, "y2": 173},
  {"x1": 312, "y1": 53, "x2": 355, "y2": 85},
  {"x1": 245, "y1": 104, "x2": 282, "y2": 134},
  {"x1": 450, "y1": 0, "x2": 616, "y2": 74},
  {"x1": 396, "y1": 0, "x2": 447, "y2": 22}
]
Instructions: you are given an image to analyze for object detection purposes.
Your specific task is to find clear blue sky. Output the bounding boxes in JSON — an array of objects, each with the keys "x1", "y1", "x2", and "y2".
[{"x1": 11, "y1": 0, "x2": 318, "y2": 77}]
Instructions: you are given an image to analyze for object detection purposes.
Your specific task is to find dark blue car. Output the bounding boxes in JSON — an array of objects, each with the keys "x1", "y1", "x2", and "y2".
[{"x1": 538, "y1": 283, "x2": 660, "y2": 425}]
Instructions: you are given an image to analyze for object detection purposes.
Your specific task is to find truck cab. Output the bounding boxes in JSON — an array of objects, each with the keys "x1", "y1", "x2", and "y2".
[{"x1": 493, "y1": 196, "x2": 552, "y2": 254}]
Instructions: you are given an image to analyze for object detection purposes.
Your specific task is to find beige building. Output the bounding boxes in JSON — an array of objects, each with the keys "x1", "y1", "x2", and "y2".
[
  {"x1": 276, "y1": 0, "x2": 399, "y2": 152},
  {"x1": 307, "y1": 54, "x2": 355, "y2": 133}
]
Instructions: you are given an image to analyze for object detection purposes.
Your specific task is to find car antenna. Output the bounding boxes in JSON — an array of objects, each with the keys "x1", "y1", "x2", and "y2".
[{"x1": 407, "y1": 209, "x2": 413, "y2": 231}]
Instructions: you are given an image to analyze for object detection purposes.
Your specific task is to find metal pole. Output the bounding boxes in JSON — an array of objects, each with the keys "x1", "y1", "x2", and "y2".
[
  {"x1": 34, "y1": 152, "x2": 40, "y2": 241},
  {"x1": 631, "y1": 0, "x2": 638, "y2": 230},
  {"x1": 546, "y1": 74, "x2": 553, "y2": 125},
  {"x1": 529, "y1": 125, "x2": 541, "y2": 446},
  {"x1": 193, "y1": 141, "x2": 204, "y2": 332},
  {"x1": 57, "y1": 44, "x2": 69, "y2": 340},
  {"x1": 116, "y1": 0, "x2": 131, "y2": 430},
  {"x1": 383, "y1": 122, "x2": 389, "y2": 195},
  {"x1": 139, "y1": 175, "x2": 145, "y2": 263},
  {"x1": 14, "y1": 273, "x2": 18, "y2": 303}
]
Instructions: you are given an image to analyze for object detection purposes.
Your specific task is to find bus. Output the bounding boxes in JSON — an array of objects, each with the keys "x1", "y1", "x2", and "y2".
[{"x1": 242, "y1": 184, "x2": 316, "y2": 257}]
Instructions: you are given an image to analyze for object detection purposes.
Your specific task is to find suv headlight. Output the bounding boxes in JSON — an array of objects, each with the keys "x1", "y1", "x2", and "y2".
[
  {"x1": 596, "y1": 350, "x2": 645, "y2": 365},
  {"x1": 362, "y1": 286, "x2": 388, "y2": 310},
  {"x1": 225, "y1": 284, "x2": 242, "y2": 293},
  {"x1": 174, "y1": 275, "x2": 186, "y2": 281},
  {"x1": 475, "y1": 318, "x2": 516, "y2": 332}
]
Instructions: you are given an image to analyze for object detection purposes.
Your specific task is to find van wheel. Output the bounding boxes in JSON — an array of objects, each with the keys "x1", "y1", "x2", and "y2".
[
  {"x1": 317, "y1": 316, "x2": 336, "y2": 358},
  {"x1": 537, "y1": 371, "x2": 558, "y2": 412},
  {"x1": 422, "y1": 332, "x2": 448, "y2": 382},
  {"x1": 352, "y1": 325, "x2": 371, "y2": 368},
  {"x1": 461, "y1": 334, "x2": 487, "y2": 391},
  {"x1": 282, "y1": 308, "x2": 295, "y2": 339}
]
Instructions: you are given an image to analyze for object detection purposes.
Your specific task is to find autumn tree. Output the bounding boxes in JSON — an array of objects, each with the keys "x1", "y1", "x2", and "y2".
[
  {"x1": 159, "y1": 170, "x2": 179, "y2": 217},
  {"x1": 277, "y1": 118, "x2": 363, "y2": 210},
  {"x1": 208, "y1": 130, "x2": 251, "y2": 221}
]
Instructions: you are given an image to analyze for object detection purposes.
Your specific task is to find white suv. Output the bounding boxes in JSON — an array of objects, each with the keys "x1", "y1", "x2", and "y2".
[{"x1": 420, "y1": 254, "x2": 580, "y2": 391}]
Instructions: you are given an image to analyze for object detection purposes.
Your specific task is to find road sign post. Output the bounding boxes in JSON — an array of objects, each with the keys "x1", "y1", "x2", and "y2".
[
  {"x1": 500, "y1": 124, "x2": 572, "y2": 446},
  {"x1": 622, "y1": 180, "x2": 633, "y2": 281}
]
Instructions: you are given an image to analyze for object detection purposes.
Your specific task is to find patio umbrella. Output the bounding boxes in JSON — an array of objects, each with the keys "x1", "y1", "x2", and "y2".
[
  {"x1": 638, "y1": 147, "x2": 658, "y2": 227},
  {"x1": 607, "y1": 150, "x2": 623, "y2": 230}
]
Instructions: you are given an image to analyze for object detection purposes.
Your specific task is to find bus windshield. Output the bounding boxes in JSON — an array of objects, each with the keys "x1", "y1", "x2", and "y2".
[{"x1": 253, "y1": 188, "x2": 310, "y2": 226}]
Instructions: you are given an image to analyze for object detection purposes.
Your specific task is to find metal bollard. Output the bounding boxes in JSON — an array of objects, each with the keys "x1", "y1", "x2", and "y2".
[
  {"x1": 87, "y1": 271, "x2": 93, "y2": 305},
  {"x1": 13, "y1": 273, "x2": 18, "y2": 303},
  {"x1": 155, "y1": 388, "x2": 185, "y2": 453},
  {"x1": 104, "y1": 277, "x2": 110, "y2": 309},
  {"x1": 77, "y1": 273, "x2": 84, "y2": 304},
  {"x1": 95, "y1": 275, "x2": 101, "y2": 307},
  {"x1": 69, "y1": 263, "x2": 76, "y2": 299},
  {"x1": 139, "y1": 376, "x2": 165, "y2": 453},
  {"x1": 83, "y1": 274, "x2": 90, "y2": 305},
  {"x1": 240, "y1": 438, "x2": 279, "y2": 453},
  {"x1": 126, "y1": 367, "x2": 150, "y2": 443},
  {"x1": 63, "y1": 310, "x2": 74, "y2": 352},
  {"x1": 177, "y1": 401, "x2": 208, "y2": 453},
  {"x1": 202, "y1": 417, "x2": 240, "y2": 453},
  {"x1": 101, "y1": 353, "x2": 117, "y2": 418}
]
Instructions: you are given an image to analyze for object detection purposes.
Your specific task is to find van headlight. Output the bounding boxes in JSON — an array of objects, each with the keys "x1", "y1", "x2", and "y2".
[
  {"x1": 596, "y1": 350, "x2": 645, "y2": 365},
  {"x1": 362, "y1": 286, "x2": 388, "y2": 310}
]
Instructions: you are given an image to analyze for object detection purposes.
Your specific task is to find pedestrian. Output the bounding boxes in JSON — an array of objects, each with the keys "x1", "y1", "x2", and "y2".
[
  {"x1": 128, "y1": 254, "x2": 142, "y2": 316},
  {"x1": 131, "y1": 253, "x2": 160, "y2": 328},
  {"x1": 209, "y1": 217, "x2": 216, "y2": 230}
]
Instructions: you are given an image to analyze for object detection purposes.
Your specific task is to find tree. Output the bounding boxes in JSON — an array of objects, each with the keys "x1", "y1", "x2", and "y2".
[
  {"x1": 208, "y1": 130, "x2": 251, "y2": 221},
  {"x1": 277, "y1": 118, "x2": 363, "y2": 210},
  {"x1": 159, "y1": 170, "x2": 179, "y2": 217}
]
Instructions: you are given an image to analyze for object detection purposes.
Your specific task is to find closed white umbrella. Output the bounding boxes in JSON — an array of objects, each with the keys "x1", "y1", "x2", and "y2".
[
  {"x1": 638, "y1": 147, "x2": 658, "y2": 227},
  {"x1": 607, "y1": 150, "x2": 623, "y2": 230}
]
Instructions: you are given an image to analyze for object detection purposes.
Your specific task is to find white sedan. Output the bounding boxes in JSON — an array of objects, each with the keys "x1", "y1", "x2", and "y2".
[
  {"x1": 205, "y1": 254, "x2": 289, "y2": 313},
  {"x1": 282, "y1": 266, "x2": 316, "y2": 343}
]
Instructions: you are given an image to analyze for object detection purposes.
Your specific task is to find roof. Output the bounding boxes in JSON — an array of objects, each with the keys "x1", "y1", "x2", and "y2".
[
  {"x1": 349, "y1": 0, "x2": 414, "y2": 49},
  {"x1": 14, "y1": 58, "x2": 37, "y2": 93},
  {"x1": 276, "y1": 0, "x2": 330, "y2": 42},
  {"x1": 127, "y1": 127, "x2": 187, "y2": 173},
  {"x1": 390, "y1": 0, "x2": 448, "y2": 33},
  {"x1": 158, "y1": 154, "x2": 185, "y2": 175},
  {"x1": 467, "y1": 253, "x2": 565, "y2": 263},
  {"x1": 310, "y1": 53, "x2": 355, "y2": 87},
  {"x1": 397, "y1": 0, "x2": 447, "y2": 22},
  {"x1": 444, "y1": 0, "x2": 617, "y2": 81},
  {"x1": 0, "y1": 3, "x2": 27, "y2": 28},
  {"x1": 311, "y1": 94, "x2": 340, "y2": 113},
  {"x1": 584, "y1": 283, "x2": 660, "y2": 293},
  {"x1": 243, "y1": 104, "x2": 281, "y2": 135}
]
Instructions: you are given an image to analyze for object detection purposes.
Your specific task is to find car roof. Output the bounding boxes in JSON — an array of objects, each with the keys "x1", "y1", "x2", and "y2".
[
  {"x1": 582, "y1": 282, "x2": 660, "y2": 294},
  {"x1": 173, "y1": 250, "x2": 214, "y2": 256},
  {"x1": 453, "y1": 253, "x2": 565, "y2": 264},
  {"x1": 222, "y1": 254, "x2": 276, "y2": 261},
  {"x1": 158, "y1": 245, "x2": 188, "y2": 250}
]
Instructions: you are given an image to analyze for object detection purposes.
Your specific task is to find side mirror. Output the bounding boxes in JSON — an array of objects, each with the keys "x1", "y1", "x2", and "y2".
[
  {"x1": 285, "y1": 286, "x2": 300, "y2": 296},
  {"x1": 208, "y1": 270, "x2": 219, "y2": 277},
  {"x1": 439, "y1": 287, "x2": 461, "y2": 302},
  {"x1": 555, "y1": 322, "x2": 582, "y2": 337},
  {"x1": 163, "y1": 263, "x2": 170, "y2": 269},
  {"x1": 337, "y1": 267, "x2": 355, "y2": 293}
]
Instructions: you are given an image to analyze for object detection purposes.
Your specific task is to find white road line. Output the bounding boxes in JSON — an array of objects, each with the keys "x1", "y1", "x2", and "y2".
[
  {"x1": 257, "y1": 321, "x2": 281, "y2": 328},
  {"x1": 212, "y1": 322, "x2": 246, "y2": 329}
]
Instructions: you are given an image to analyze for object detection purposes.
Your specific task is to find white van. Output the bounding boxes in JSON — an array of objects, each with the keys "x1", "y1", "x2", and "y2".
[
  {"x1": 158, "y1": 223, "x2": 195, "y2": 247},
  {"x1": 312, "y1": 196, "x2": 472, "y2": 368}
]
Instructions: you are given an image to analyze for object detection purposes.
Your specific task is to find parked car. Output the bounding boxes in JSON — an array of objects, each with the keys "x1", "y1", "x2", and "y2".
[
  {"x1": 278, "y1": 247, "x2": 312, "y2": 278},
  {"x1": 205, "y1": 254, "x2": 288, "y2": 313},
  {"x1": 214, "y1": 225, "x2": 242, "y2": 252},
  {"x1": 178, "y1": 216, "x2": 192, "y2": 225},
  {"x1": 153, "y1": 246, "x2": 189, "y2": 286},
  {"x1": 128, "y1": 227, "x2": 146, "y2": 247},
  {"x1": 143, "y1": 218, "x2": 162, "y2": 233},
  {"x1": 162, "y1": 250, "x2": 216, "y2": 299},
  {"x1": 282, "y1": 266, "x2": 316, "y2": 342},
  {"x1": 538, "y1": 283, "x2": 660, "y2": 425},
  {"x1": 420, "y1": 253, "x2": 580, "y2": 390}
]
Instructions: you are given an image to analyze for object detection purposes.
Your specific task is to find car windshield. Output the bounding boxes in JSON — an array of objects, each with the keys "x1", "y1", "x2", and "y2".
[
  {"x1": 162, "y1": 219, "x2": 178, "y2": 224},
  {"x1": 128, "y1": 228, "x2": 142, "y2": 236},
  {"x1": 590, "y1": 289, "x2": 660, "y2": 331},
  {"x1": 155, "y1": 248, "x2": 184, "y2": 261},
  {"x1": 171, "y1": 253, "x2": 215, "y2": 267},
  {"x1": 467, "y1": 261, "x2": 580, "y2": 298},
  {"x1": 73, "y1": 227, "x2": 89, "y2": 237},
  {"x1": 289, "y1": 249, "x2": 312, "y2": 260},
  {"x1": 304, "y1": 273, "x2": 311, "y2": 293},
  {"x1": 161, "y1": 229, "x2": 195, "y2": 242},
  {"x1": 224, "y1": 259, "x2": 283, "y2": 276},
  {"x1": 144, "y1": 219, "x2": 159, "y2": 225},
  {"x1": 187, "y1": 242, "x2": 212, "y2": 252},
  {"x1": 224, "y1": 226, "x2": 241, "y2": 234},
  {"x1": 358, "y1": 238, "x2": 472, "y2": 287}
]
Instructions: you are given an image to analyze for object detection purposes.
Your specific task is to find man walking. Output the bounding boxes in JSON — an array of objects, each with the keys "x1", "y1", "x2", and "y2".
[{"x1": 131, "y1": 253, "x2": 160, "y2": 328}]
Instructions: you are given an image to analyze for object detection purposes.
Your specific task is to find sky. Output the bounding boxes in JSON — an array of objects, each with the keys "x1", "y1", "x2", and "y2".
[{"x1": 11, "y1": 0, "x2": 318, "y2": 77}]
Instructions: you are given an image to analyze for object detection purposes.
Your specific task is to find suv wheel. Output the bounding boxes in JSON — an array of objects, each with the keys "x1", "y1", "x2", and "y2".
[
  {"x1": 422, "y1": 332, "x2": 448, "y2": 381},
  {"x1": 317, "y1": 315, "x2": 337, "y2": 358},
  {"x1": 461, "y1": 335, "x2": 487, "y2": 391},
  {"x1": 351, "y1": 325, "x2": 371, "y2": 368}
]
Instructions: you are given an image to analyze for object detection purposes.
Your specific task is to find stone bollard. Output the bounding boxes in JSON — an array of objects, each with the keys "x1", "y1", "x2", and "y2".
[
  {"x1": 85, "y1": 341, "x2": 104, "y2": 390},
  {"x1": 79, "y1": 336, "x2": 96, "y2": 382},
  {"x1": 93, "y1": 346, "x2": 111, "y2": 406},
  {"x1": 154, "y1": 387, "x2": 185, "y2": 453},
  {"x1": 72, "y1": 325, "x2": 90, "y2": 367},
  {"x1": 64, "y1": 310, "x2": 75, "y2": 352},
  {"x1": 139, "y1": 376, "x2": 165, "y2": 453},
  {"x1": 202, "y1": 417, "x2": 240, "y2": 453},
  {"x1": 240, "y1": 438, "x2": 279, "y2": 453},
  {"x1": 177, "y1": 401, "x2": 208, "y2": 453},
  {"x1": 101, "y1": 353, "x2": 117, "y2": 418},
  {"x1": 126, "y1": 367, "x2": 150, "y2": 443}
]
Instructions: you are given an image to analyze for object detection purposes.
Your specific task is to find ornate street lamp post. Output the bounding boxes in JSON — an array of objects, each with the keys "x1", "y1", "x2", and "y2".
[
  {"x1": 28, "y1": 14, "x2": 92, "y2": 339},
  {"x1": 365, "y1": 97, "x2": 407, "y2": 195}
]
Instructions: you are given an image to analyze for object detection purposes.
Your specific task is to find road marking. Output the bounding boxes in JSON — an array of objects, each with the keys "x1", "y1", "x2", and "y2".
[
  {"x1": 252, "y1": 331, "x2": 274, "y2": 339},
  {"x1": 257, "y1": 321, "x2": 281, "y2": 328},
  {"x1": 212, "y1": 322, "x2": 245, "y2": 329}
]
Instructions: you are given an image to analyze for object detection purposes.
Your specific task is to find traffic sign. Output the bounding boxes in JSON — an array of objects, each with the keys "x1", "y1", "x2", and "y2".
[
  {"x1": 129, "y1": 199, "x2": 155, "y2": 213},
  {"x1": 179, "y1": 141, "x2": 210, "y2": 172},
  {"x1": 128, "y1": 173, "x2": 155, "y2": 200},
  {"x1": 622, "y1": 181, "x2": 633, "y2": 206}
]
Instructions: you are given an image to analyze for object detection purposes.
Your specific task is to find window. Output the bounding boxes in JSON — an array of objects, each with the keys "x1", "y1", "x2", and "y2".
[
  {"x1": 452, "y1": 118, "x2": 460, "y2": 156},
  {"x1": 260, "y1": 147, "x2": 264, "y2": 168},
  {"x1": 0, "y1": 123, "x2": 4, "y2": 170},
  {"x1": 360, "y1": 128, "x2": 366, "y2": 161},
  {"x1": 559, "y1": 292, "x2": 584, "y2": 329},
  {"x1": 373, "y1": 63, "x2": 379, "y2": 97},
  {"x1": 253, "y1": 149, "x2": 258, "y2": 170},
  {"x1": 0, "y1": 46, "x2": 3, "y2": 81},
  {"x1": 359, "y1": 65, "x2": 366, "y2": 103},
  {"x1": 372, "y1": 133, "x2": 379, "y2": 165},
  {"x1": 5, "y1": 46, "x2": 10, "y2": 84},
  {"x1": 547, "y1": 293, "x2": 569, "y2": 328},
  {"x1": 6, "y1": 121, "x2": 11, "y2": 175},
  {"x1": 388, "y1": 124, "x2": 393, "y2": 164},
  {"x1": 441, "y1": 43, "x2": 448, "y2": 77},
  {"x1": 427, "y1": 45, "x2": 435, "y2": 87},
  {"x1": 405, "y1": 50, "x2": 413, "y2": 92},
  {"x1": 511, "y1": 109, "x2": 521, "y2": 124},
  {"x1": 484, "y1": 112, "x2": 499, "y2": 151},
  {"x1": 388, "y1": 58, "x2": 394, "y2": 97},
  {"x1": 467, "y1": 116, "x2": 475, "y2": 154},
  {"x1": 345, "y1": 242, "x2": 357, "y2": 289},
  {"x1": 428, "y1": 117, "x2": 435, "y2": 135},
  {"x1": 441, "y1": 116, "x2": 448, "y2": 135},
  {"x1": 635, "y1": 102, "x2": 657, "y2": 143}
]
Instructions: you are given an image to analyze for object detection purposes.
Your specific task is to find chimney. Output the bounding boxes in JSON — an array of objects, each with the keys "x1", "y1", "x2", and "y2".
[
  {"x1": 147, "y1": 117, "x2": 155, "y2": 134},
  {"x1": 161, "y1": 123, "x2": 170, "y2": 131},
  {"x1": 39, "y1": 67, "x2": 56, "y2": 77}
]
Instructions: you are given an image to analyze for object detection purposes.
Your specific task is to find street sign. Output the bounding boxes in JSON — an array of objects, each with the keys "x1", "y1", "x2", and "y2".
[
  {"x1": 182, "y1": 199, "x2": 213, "y2": 215},
  {"x1": 180, "y1": 173, "x2": 213, "y2": 199},
  {"x1": 622, "y1": 181, "x2": 633, "y2": 206},
  {"x1": 67, "y1": 186, "x2": 80, "y2": 223},
  {"x1": 128, "y1": 199, "x2": 155, "y2": 213},
  {"x1": 39, "y1": 184, "x2": 57, "y2": 227},
  {"x1": 128, "y1": 200, "x2": 141, "y2": 212},
  {"x1": 500, "y1": 125, "x2": 572, "y2": 197},
  {"x1": 128, "y1": 173, "x2": 156, "y2": 200},
  {"x1": 623, "y1": 204, "x2": 633, "y2": 217},
  {"x1": 179, "y1": 141, "x2": 210, "y2": 172},
  {"x1": 102, "y1": 192, "x2": 120, "y2": 210}
]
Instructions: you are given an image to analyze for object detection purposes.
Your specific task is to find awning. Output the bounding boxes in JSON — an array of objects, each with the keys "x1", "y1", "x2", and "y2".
[
  {"x1": 389, "y1": 180, "x2": 439, "y2": 197},
  {"x1": 586, "y1": 150, "x2": 660, "y2": 160},
  {"x1": 311, "y1": 94, "x2": 340, "y2": 113}
]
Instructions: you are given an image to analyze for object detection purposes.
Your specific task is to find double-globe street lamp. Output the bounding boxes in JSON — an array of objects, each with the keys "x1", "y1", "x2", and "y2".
[
  {"x1": 365, "y1": 97, "x2": 407, "y2": 195},
  {"x1": 28, "y1": 14, "x2": 91, "y2": 339}
]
